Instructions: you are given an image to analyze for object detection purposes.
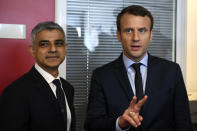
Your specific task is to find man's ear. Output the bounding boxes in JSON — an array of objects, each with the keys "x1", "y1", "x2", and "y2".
[
  {"x1": 116, "y1": 31, "x2": 121, "y2": 42},
  {"x1": 65, "y1": 43, "x2": 68, "y2": 50},
  {"x1": 64, "y1": 43, "x2": 68, "y2": 55},
  {"x1": 29, "y1": 45, "x2": 35, "y2": 58},
  {"x1": 150, "y1": 30, "x2": 153, "y2": 41}
]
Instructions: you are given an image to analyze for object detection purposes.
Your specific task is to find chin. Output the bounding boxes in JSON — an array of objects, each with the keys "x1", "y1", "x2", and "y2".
[{"x1": 46, "y1": 63, "x2": 60, "y2": 68}]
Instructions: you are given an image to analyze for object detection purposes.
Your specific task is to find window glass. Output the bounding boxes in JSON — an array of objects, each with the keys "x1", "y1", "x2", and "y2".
[{"x1": 66, "y1": 0, "x2": 176, "y2": 130}]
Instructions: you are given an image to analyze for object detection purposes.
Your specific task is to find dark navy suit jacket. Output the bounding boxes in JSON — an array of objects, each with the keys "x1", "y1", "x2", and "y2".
[
  {"x1": 84, "y1": 54, "x2": 192, "y2": 131},
  {"x1": 0, "y1": 66, "x2": 75, "y2": 131}
]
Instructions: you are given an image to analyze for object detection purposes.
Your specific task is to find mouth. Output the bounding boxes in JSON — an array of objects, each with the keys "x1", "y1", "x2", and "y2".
[
  {"x1": 46, "y1": 56, "x2": 59, "y2": 59},
  {"x1": 131, "y1": 45, "x2": 141, "y2": 51}
]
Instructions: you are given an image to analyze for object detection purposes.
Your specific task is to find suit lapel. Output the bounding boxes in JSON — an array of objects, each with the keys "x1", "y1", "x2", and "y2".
[
  {"x1": 144, "y1": 55, "x2": 155, "y2": 96},
  {"x1": 113, "y1": 54, "x2": 134, "y2": 101},
  {"x1": 142, "y1": 55, "x2": 159, "y2": 117},
  {"x1": 61, "y1": 79, "x2": 72, "y2": 110},
  {"x1": 29, "y1": 66, "x2": 60, "y2": 112},
  {"x1": 61, "y1": 79, "x2": 76, "y2": 131}
]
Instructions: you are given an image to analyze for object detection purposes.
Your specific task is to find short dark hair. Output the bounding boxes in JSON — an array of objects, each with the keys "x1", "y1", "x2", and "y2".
[
  {"x1": 30, "y1": 21, "x2": 65, "y2": 45},
  {"x1": 116, "y1": 5, "x2": 154, "y2": 32}
]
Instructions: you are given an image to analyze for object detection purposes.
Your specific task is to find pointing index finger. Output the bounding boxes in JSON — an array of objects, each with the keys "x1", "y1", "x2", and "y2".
[
  {"x1": 129, "y1": 96, "x2": 137, "y2": 109},
  {"x1": 136, "y1": 95, "x2": 148, "y2": 109}
]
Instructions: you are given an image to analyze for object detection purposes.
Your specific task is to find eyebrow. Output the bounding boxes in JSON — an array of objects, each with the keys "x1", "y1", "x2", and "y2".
[
  {"x1": 125, "y1": 27, "x2": 133, "y2": 30},
  {"x1": 39, "y1": 39, "x2": 64, "y2": 43},
  {"x1": 55, "y1": 39, "x2": 64, "y2": 42},
  {"x1": 139, "y1": 27, "x2": 147, "y2": 30},
  {"x1": 39, "y1": 40, "x2": 49, "y2": 43}
]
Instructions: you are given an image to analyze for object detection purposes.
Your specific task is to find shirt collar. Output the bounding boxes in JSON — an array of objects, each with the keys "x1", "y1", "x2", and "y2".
[
  {"x1": 123, "y1": 53, "x2": 148, "y2": 71},
  {"x1": 34, "y1": 63, "x2": 60, "y2": 84}
]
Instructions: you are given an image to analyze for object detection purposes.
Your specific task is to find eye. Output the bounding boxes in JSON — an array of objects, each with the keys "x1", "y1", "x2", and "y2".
[
  {"x1": 125, "y1": 28, "x2": 133, "y2": 33},
  {"x1": 138, "y1": 28, "x2": 146, "y2": 33},
  {"x1": 39, "y1": 41, "x2": 49, "y2": 47},
  {"x1": 55, "y1": 40, "x2": 65, "y2": 47}
]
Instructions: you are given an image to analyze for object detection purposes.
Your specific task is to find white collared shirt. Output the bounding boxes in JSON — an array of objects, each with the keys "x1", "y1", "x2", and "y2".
[
  {"x1": 116, "y1": 53, "x2": 148, "y2": 131},
  {"x1": 35, "y1": 64, "x2": 71, "y2": 131},
  {"x1": 123, "y1": 53, "x2": 148, "y2": 95}
]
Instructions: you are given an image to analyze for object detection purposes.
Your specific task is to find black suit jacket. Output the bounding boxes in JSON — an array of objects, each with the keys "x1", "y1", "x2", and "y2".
[
  {"x1": 84, "y1": 54, "x2": 192, "y2": 131},
  {"x1": 0, "y1": 66, "x2": 75, "y2": 131}
]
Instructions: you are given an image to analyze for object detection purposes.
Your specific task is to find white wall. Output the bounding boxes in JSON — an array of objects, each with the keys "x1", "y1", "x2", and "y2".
[{"x1": 186, "y1": 1, "x2": 197, "y2": 92}]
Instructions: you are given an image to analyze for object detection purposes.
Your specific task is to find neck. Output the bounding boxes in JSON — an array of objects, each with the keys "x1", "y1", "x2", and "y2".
[
  {"x1": 48, "y1": 70, "x2": 59, "y2": 78},
  {"x1": 38, "y1": 64, "x2": 59, "y2": 78}
]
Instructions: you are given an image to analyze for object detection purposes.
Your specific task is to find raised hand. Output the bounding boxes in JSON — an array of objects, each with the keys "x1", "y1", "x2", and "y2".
[{"x1": 118, "y1": 95, "x2": 148, "y2": 128}]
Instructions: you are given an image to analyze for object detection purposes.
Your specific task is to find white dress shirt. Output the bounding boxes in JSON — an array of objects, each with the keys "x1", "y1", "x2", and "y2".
[
  {"x1": 115, "y1": 53, "x2": 148, "y2": 131},
  {"x1": 123, "y1": 53, "x2": 148, "y2": 95},
  {"x1": 35, "y1": 64, "x2": 71, "y2": 131}
]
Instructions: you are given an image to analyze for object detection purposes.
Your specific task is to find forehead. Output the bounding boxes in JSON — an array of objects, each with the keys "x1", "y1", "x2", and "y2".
[
  {"x1": 120, "y1": 13, "x2": 151, "y2": 29},
  {"x1": 36, "y1": 29, "x2": 65, "y2": 40}
]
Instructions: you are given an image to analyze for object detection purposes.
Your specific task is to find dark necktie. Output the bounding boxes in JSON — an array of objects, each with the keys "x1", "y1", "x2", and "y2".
[
  {"x1": 53, "y1": 79, "x2": 67, "y2": 130},
  {"x1": 132, "y1": 63, "x2": 144, "y2": 101}
]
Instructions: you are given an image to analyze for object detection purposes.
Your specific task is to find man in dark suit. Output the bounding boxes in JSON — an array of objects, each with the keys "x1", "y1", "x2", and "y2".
[
  {"x1": 0, "y1": 21, "x2": 75, "y2": 131},
  {"x1": 84, "y1": 5, "x2": 193, "y2": 131}
]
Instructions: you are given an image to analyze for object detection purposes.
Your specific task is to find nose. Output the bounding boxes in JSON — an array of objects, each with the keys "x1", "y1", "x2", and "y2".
[
  {"x1": 49, "y1": 43, "x2": 57, "y2": 52},
  {"x1": 133, "y1": 31, "x2": 139, "y2": 42}
]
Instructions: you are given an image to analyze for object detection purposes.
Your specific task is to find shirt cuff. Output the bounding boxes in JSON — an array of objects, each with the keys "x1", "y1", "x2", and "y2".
[{"x1": 115, "y1": 117, "x2": 130, "y2": 131}]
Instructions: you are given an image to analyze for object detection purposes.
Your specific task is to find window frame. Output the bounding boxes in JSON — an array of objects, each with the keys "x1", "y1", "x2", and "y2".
[
  {"x1": 55, "y1": 0, "x2": 187, "y2": 80},
  {"x1": 55, "y1": 0, "x2": 68, "y2": 79},
  {"x1": 176, "y1": 0, "x2": 187, "y2": 79}
]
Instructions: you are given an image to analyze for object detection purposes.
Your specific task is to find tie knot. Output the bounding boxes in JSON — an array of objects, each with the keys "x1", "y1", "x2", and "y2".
[
  {"x1": 53, "y1": 79, "x2": 61, "y2": 88},
  {"x1": 132, "y1": 63, "x2": 141, "y2": 71}
]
